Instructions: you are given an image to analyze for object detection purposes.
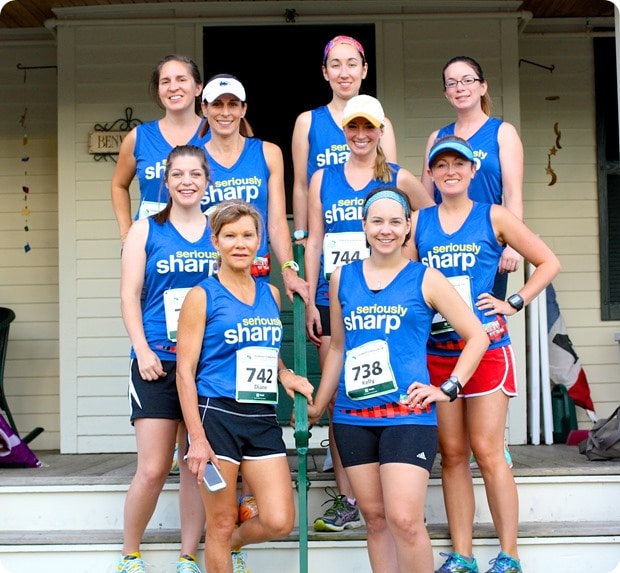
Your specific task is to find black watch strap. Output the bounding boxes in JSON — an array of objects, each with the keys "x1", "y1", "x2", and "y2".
[
  {"x1": 440, "y1": 375, "x2": 462, "y2": 402},
  {"x1": 507, "y1": 293, "x2": 524, "y2": 312}
]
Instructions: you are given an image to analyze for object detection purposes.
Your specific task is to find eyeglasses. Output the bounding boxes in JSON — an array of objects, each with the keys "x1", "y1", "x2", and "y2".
[{"x1": 444, "y1": 76, "x2": 482, "y2": 89}]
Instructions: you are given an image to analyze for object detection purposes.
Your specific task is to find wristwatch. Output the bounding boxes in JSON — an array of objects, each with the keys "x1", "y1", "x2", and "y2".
[
  {"x1": 293, "y1": 230, "x2": 309, "y2": 240},
  {"x1": 507, "y1": 293, "x2": 524, "y2": 312},
  {"x1": 281, "y1": 260, "x2": 300, "y2": 273},
  {"x1": 440, "y1": 375, "x2": 463, "y2": 402},
  {"x1": 278, "y1": 368, "x2": 294, "y2": 382}
]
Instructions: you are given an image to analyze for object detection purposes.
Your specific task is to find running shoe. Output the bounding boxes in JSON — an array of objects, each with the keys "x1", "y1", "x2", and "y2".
[
  {"x1": 177, "y1": 554, "x2": 202, "y2": 573},
  {"x1": 232, "y1": 551, "x2": 250, "y2": 573},
  {"x1": 238, "y1": 493, "x2": 258, "y2": 523},
  {"x1": 313, "y1": 487, "x2": 361, "y2": 532},
  {"x1": 435, "y1": 552, "x2": 479, "y2": 573},
  {"x1": 117, "y1": 553, "x2": 146, "y2": 573},
  {"x1": 470, "y1": 439, "x2": 513, "y2": 470},
  {"x1": 484, "y1": 552, "x2": 522, "y2": 573},
  {"x1": 170, "y1": 442, "x2": 180, "y2": 476}
]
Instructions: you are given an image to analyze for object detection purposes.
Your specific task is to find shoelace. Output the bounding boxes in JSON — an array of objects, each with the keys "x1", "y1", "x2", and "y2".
[
  {"x1": 320, "y1": 488, "x2": 347, "y2": 516},
  {"x1": 119, "y1": 556, "x2": 146, "y2": 573},
  {"x1": 488, "y1": 554, "x2": 520, "y2": 573},
  {"x1": 437, "y1": 552, "x2": 478, "y2": 573},
  {"x1": 177, "y1": 557, "x2": 201, "y2": 573}
]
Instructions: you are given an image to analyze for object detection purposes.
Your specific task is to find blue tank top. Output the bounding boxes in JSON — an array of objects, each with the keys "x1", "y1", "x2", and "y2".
[
  {"x1": 315, "y1": 162, "x2": 400, "y2": 306},
  {"x1": 133, "y1": 120, "x2": 209, "y2": 219},
  {"x1": 137, "y1": 216, "x2": 217, "y2": 361},
  {"x1": 434, "y1": 117, "x2": 502, "y2": 205},
  {"x1": 332, "y1": 260, "x2": 437, "y2": 427},
  {"x1": 307, "y1": 106, "x2": 350, "y2": 183},
  {"x1": 195, "y1": 277, "x2": 283, "y2": 399},
  {"x1": 201, "y1": 138, "x2": 271, "y2": 277},
  {"x1": 414, "y1": 202, "x2": 510, "y2": 356}
]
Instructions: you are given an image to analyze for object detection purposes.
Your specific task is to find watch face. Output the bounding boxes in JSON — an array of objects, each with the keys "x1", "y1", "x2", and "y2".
[
  {"x1": 508, "y1": 294, "x2": 524, "y2": 310},
  {"x1": 284, "y1": 261, "x2": 300, "y2": 272},
  {"x1": 440, "y1": 378, "x2": 458, "y2": 401},
  {"x1": 444, "y1": 380, "x2": 457, "y2": 392}
]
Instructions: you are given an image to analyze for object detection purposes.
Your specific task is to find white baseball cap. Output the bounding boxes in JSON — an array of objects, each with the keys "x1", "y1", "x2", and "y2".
[
  {"x1": 202, "y1": 76, "x2": 246, "y2": 103},
  {"x1": 342, "y1": 94, "x2": 385, "y2": 128}
]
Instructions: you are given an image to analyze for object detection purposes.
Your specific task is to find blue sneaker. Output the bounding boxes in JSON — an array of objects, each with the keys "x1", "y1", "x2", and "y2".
[
  {"x1": 117, "y1": 553, "x2": 146, "y2": 573},
  {"x1": 503, "y1": 440, "x2": 513, "y2": 468},
  {"x1": 470, "y1": 440, "x2": 513, "y2": 470},
  {"x1": 484, "y1": 552, "x2": 522, "y2": 573},
  {"x1": 177, "y1": 554, "x2": 202, "y2": 573},
  {"x1": 436, "y1": 552, "x2": 479, "y2": 573}
]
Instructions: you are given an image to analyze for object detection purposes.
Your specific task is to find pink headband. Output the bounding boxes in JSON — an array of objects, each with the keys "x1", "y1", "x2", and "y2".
[{"x1": 322, "y1": 35, "x2": 366, "y2": 64}]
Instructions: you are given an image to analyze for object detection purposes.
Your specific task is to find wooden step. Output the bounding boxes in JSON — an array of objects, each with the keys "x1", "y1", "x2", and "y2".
[
  {"x1": 3, "y1": 520, "x2": 620, "y2": 545},
  {"x1": 1, "y1": 446, "x2": 620, "y2": 573},
  {"x1": 1, "y1": 523, "x2": 619, "y2": 573}
]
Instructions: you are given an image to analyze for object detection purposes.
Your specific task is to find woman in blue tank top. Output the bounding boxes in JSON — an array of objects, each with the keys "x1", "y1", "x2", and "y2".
[
  {"x1": 291, "y1": 35, "x2": 398, "y2": 246},
  {"x1": 420, "y1": 56, "x2": 525, "y2": 301},
  {"x1": 118, "y1": 145, "x2": 215, "y2": 573},
  {"x1": 307, "y1": 186, "x2": 488, "y2": 573},
  {"x1": 414, "y1": 136, "x2": 561, "y2": 573},
  {"x1": 176, "y1": 201, "x2": 314, "y2": 573},
  {"x1": 112, "y1": 54, "x2": 208, "y2": 244},
  {"x1": 304, "y1": 94, "x2": 433, "y2": 533},
  {"x1": 199, "y1": 74, "x2": 308, "y2": 304}
]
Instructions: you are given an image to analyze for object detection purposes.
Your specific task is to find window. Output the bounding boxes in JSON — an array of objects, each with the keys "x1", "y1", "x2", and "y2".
[{"x1": 595, "y1": 37, "x2": 620, "y2": 320}]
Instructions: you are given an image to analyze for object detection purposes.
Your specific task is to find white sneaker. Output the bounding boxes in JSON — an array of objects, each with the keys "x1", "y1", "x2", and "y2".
[
  {"x1": 169, "y1": 442, "x2": 180, "y2": 476},
  {"x1": 231, "y1": 551, "x2": 250, "y2": 573}
]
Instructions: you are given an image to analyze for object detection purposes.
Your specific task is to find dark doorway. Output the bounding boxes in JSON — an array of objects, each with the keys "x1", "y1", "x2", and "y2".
[{"x1": 203, "y1": 24, "x2": 376, "y2": 212}]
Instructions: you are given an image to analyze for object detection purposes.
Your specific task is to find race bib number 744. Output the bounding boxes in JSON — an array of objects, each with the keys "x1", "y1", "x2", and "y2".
[{"x1": 323, "y1": 231, "x2": 370, "y2": 280}]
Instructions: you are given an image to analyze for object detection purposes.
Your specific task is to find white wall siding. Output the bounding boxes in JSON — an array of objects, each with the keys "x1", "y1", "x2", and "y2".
[
  {"x1": 519, "y1": 33, "x2": 620, "y2": 421},
  {"x1": 2, "y1": 5, "x2": 615, "y2": 454},
  {"x1": 0, "y1": 39, "x2": 59, "y2": 449},
  {"x1": 57, "y1": 24, "x2": 202, "y2": 452}
]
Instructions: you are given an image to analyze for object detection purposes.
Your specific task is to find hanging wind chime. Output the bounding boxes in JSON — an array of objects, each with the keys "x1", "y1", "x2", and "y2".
[{"x1": 20, "y1": 67, "x2": 31, "y2": 253}]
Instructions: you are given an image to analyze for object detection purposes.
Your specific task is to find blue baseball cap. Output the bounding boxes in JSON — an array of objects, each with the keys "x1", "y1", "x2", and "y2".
[{"x1": 428, "y1": 138, "x2": 474, "y2": 166}]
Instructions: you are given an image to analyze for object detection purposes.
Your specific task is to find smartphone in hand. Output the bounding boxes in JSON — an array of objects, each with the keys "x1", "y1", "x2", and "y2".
[{"x1": 203, "y1": 461, "x2": 226, "y2": 492}]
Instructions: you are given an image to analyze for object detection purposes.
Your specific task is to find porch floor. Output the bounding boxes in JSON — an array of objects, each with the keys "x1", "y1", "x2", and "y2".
[{"x1": 1, "y1": 444, "x2": 619, "y2": 486}]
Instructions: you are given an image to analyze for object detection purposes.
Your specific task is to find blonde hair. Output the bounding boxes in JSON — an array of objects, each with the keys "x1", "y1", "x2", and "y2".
[
  {"x1": 210, "y1": 200, "x2": 262, "y2": 240},
  {"x1": 374, "y1": 144, "x2": 395, "y2": 183}
]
